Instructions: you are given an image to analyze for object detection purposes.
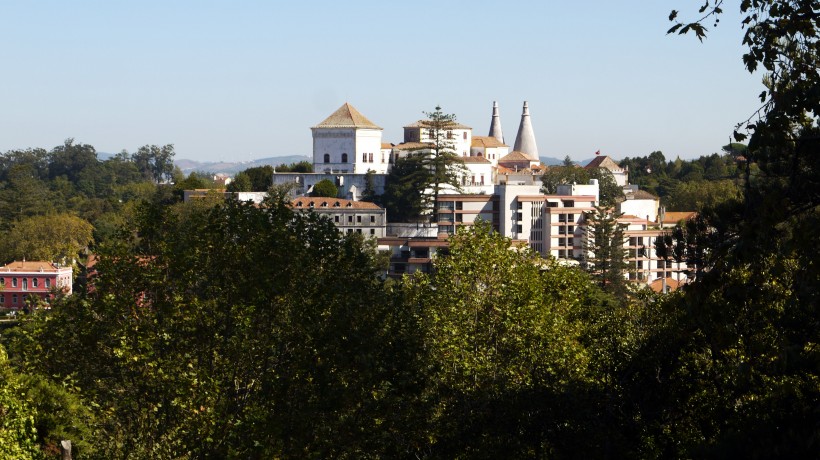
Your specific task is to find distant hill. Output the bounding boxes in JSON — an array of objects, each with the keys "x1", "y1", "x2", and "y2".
[
  {"x1": 175, "y1": 155, "x2": 311, "y2": 174},
  {"x1": 539, "y1": 156, "x2": 566, "y2": 166}
]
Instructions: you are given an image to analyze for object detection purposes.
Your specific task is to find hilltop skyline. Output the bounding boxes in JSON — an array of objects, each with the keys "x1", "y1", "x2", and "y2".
[{"x1": 2, "y1": 1, "x2": 763, "y2": 162}]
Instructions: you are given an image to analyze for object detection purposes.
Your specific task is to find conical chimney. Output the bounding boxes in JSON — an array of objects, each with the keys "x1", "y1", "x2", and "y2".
[
  {"x1": 488, "y1": 101, "x2": 504, "y2": 144},
  {"x1": 513, "y1": 101, "x2": 538, "y2": 159}
]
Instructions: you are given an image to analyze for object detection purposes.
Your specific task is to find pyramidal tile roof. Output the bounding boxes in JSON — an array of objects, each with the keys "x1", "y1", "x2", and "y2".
[
  {"x1": 472, "y1": 136, "x2": 507, "y2": 148},
  {"x1": 585, "y1": 155, "x2": 622, "y2": 171},
  {"x1": 313, "y1": 103, "x2": 382, "y2": 129}
]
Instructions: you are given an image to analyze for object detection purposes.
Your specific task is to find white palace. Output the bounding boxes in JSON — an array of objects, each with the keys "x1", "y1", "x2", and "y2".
[{"x1": 269, "y1": 102, "x2": 692, "y2": 291}]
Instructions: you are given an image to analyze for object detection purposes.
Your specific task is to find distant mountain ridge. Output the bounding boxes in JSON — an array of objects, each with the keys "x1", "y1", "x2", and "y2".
[
  {"x1": 175, "y1": 155, "x2": 311, "y2": 174},
  {"x1": 98, "y1": 152, "x2": 600, "y2": 174}
]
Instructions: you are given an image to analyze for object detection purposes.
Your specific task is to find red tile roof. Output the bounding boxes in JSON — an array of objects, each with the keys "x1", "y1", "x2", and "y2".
[
  {"x1": 291, "y1": 198, "x2": 382, "y2": 210},
  {"x1": 0, "y1": 261, "x2": 67, "y2": 272}
]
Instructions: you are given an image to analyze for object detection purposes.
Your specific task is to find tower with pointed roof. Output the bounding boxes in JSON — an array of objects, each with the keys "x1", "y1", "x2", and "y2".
[
  {"x1": 311, "y1": 102, "x2": 387, "y2": 174},
  {"x1": 513, "y1": 101, "x2": 539, "y2": 161},
  {"x1": 488, "y1": 101, "x2": 504, "y2": 145}
]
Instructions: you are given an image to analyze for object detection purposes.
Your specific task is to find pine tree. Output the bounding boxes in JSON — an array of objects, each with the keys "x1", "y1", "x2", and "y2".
[{"x1": 582, "y1": 205, "x2": 628, "y2": 296}]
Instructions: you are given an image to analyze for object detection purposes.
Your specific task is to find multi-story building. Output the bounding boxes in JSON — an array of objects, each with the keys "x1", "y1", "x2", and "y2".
[
  {"x1": 0, "y1": 261, "x2": 73, "y2": 309},
  {"x1": 291, "y1": 197, "x2": 386, "y2": 238},
  {"x1": 435, "y1": 194, "x2": 500, "y2": 234}
]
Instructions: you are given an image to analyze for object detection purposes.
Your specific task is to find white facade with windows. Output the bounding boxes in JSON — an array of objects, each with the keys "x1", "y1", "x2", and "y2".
[{"x1": 312, "y1": 103, "x2": 388, "y2": 174}]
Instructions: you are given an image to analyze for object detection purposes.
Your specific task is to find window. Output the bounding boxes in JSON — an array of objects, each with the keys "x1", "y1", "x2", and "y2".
[
  {"x1": 356, "y1": 229, "x2": 362, "y2": 234},
  {"x1": 347, "y1": 229, "x2": 353, "y2": 234},
  {"x1": 0, "y1": 294, "x2": 4, "y2": 304},
  {"x1": 567, "y1": 213, "x2": 574, "y2": 221},
  {"x1": 334, "y1": 216, "x2": 340, "y2": 223},
  {"x1": 370, "y1": 216, "x2": 375, "y2": 223},
  {"x1": 368, "y1": 152, "x2": 373, "y2": 162},
  {"x1": 447, "y1": 130, "x2": 453, "y2": 139},
  {"x1": 463, "y1": 132, "x2": 467, "y2": 140},
  {"x1": 323, "y1": 154, "x2": 330, "y2": 163},
  {"x1": 362, "y1": 152, "x2": 367, "y2": 162},
  {"x1": 357, "y1": 216, "x2": 362, "y2": 223},
  {"x1": 559, "y1": 238, "x2": 566, "y2": 246},
  {"x1": 370, "y1": 229, "x2": 375, "y2": 235},
  {"x1": 22, "y1": 278, "x2": 27, "y2": 291},
  {"x1": 45, "y1": 279, "x2": 50, "y2": 288},
  {"x1": 341, "y1": 153, "x2": 348, "y2": 163},
  {"x1": 12, "y1": 277, "x2": 17, "y2": 288},
  {"x1": 348, "y1": 216, "x2": 353, "y2": 223},
  {"x1": 381, "y1": 152, "x2": 385, "y2": 163},
  {"x1": 12, "y1": 294, "x2": 18, "y2": 304},
  {"x1": 33, "y1": 278, "x2": 38, "y2": 288},
  {"x1": 517, "y1": 201, "x2": 523, "y2": 210},
  {"x1": 0, "y1": 278, "x2": 4, "y2": 286},
  {"x1": 516, "y1": 224, "x2": 523, "y2": 233},
  {"x1": 567, "y1": 225, "x2": 575, "y2": 233},
  {"x1": 563, "y1": 200, "x2": 575, "y2": 207},
  {"x1": 559, "y1": 250, "x2": 567, "y2": 258}
]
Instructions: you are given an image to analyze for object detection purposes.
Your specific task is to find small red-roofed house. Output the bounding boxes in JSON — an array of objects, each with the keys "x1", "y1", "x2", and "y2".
[{"x1": 0, "y1": 261, "x2": 73, "y2": 308}]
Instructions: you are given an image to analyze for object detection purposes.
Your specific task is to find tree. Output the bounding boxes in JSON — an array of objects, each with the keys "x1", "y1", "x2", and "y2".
[
  {"x1": 380, "y1": 154, "x2": 431, "y2": 222},
  {"x1": 241, "y1": 165, "x2": 274, "y2": 191},
  {"x1": 1, "y1": 213, "x2": 94, "y2": 263},
  {"x1": 541, "y1": 161, "x2": 589, "y2": 193},
  {"x1": 226, "y1": 171, "x2": 252, "y2": 192},
  {"x1": 48, "y1": 138, "x2": 99, "y2": 188},
  {"x1": 132, "y1": 144, "x2": 175, "y2": 183},
  {"x1": 361, "y1": 169, "x2": 378, "y2": 203},
  {"x1": 311, "y1": 178, "x2": 338, "y2": 197},
  {"x1": 583, "y1": 205, "x2": 628, "y2": 296},
  {"x1": 405, "y1": 221, "x2": 621, "y2": 457},
  {"x1": 633, "y1": 4, "x2": 820, "y2": 456},
  {"x1": 588, "y1": 167, "x2": 623, "y2": 207},
  {"x1": 665, "y1": 179, "x2": 741, "y2": 211}
]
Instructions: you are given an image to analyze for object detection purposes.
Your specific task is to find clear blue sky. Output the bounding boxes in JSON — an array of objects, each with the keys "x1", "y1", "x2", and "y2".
[{"x1": 1, "y1": 1, "x2": 762, "y2": 162}]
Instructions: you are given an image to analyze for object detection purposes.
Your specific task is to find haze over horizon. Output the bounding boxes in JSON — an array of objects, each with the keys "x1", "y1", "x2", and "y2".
[{"x1": 2, "y1": 1, "x2": 763, "y2": 163}]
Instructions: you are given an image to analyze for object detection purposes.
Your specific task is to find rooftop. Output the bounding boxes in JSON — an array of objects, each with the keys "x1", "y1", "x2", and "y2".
[
  {"x1": 291, "y1": 197, "x2": 383, "y2": 210},
  {"x1": 0, "y1": 261, "x2": 68, "y2": 273},
  {"x1": 313, "y1": 103, "x2": 382, "y2": 130}
]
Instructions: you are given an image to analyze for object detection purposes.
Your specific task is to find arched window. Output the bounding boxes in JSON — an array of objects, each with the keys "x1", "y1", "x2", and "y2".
[
  {"x1": 341, "y1": 153, "x2": 348, "y2": 163},
  {"x1": 323, "y1": 154, "x2": 330, "y2": 163}
]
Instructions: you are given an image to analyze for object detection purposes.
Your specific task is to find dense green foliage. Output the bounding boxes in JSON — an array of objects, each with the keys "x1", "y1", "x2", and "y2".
[
  {"x1": 619, "y1": 150, "x2": 746, "y2": 211},
  {"x1": 311, "y1": 178, "x2": 339, "y2": 197}
]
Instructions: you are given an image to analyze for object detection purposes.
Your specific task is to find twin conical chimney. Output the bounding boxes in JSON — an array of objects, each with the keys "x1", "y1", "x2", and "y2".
[{"x1": 513, "y1": 101, "x2": 538, "y2": 160}]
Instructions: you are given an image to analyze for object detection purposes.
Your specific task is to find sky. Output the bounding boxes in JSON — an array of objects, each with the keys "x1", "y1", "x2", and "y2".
[{"x1": 1, "y1": 1, "x2": 764, "y2": 163}]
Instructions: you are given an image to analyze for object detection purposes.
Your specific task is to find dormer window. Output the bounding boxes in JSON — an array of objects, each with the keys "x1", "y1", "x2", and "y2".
[
  {"x1": 321, "y1": 202, "x2": 328, "y2": 207},
  {"x1": 333, "y1": 202, "x2": 340, "y2": 207},
  {"x1": 346, "y1": 203, "x2": 353, "y2": 208},
  {"x1": 309, "y1": 202, "x2": 315, "y2": 208},
  {"x1": 295, "y1": 202, "x2": 303, "y2": 207}
]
